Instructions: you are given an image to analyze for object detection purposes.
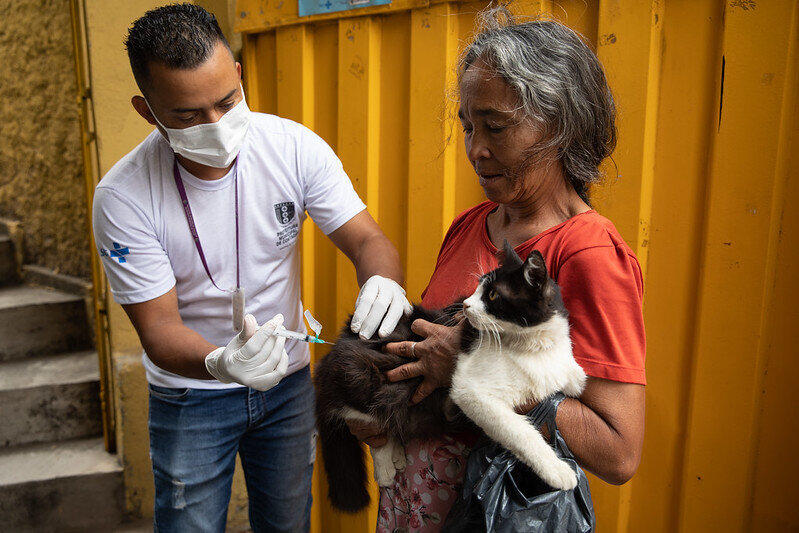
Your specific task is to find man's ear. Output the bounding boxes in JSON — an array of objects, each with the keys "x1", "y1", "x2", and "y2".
[
  {"x1": 131, "y1": 95, "x2": 157, "y2": 125},
  {"x1": 236, "y1": 61, "x2": 242, "y2": 80}
]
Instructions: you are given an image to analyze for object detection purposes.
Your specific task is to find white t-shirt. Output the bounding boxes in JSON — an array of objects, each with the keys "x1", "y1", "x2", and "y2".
[{"x1": 93, "y1": 113, "x2": 366, "y2": 389}]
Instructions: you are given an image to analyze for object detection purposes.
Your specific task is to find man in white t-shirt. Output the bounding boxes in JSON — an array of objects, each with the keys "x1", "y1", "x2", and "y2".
[{"x1": 92, "y1": 5, "x2": 410, "y2": 532}]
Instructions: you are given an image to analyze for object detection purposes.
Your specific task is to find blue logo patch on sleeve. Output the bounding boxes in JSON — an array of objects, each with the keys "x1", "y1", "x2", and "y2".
[{"x1": 99, "y1": 243, "x2": 130, "y2": 263}]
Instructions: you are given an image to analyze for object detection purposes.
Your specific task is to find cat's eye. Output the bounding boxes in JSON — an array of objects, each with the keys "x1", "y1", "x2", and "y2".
[{"x1": 488, "y1": 289, "x2": 498, "y2": 301}]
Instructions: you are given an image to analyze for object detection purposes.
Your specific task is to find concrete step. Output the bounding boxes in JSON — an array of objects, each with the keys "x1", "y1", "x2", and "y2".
[
  {"x1": 0, "y1": 351, "x2": 102, "y2": 448},
  {"x1": 112, "y1": 518, "x2": 153, "y2": 532},
  {"x1": 0, "y1": 285, "x2": 91, "y2": 361},
  {"x1": 0, "y1": 438, "x2": 124, "y2": 532},
  {"x1": 0, "y1": 236, "x2": 18, "y2": 286}
]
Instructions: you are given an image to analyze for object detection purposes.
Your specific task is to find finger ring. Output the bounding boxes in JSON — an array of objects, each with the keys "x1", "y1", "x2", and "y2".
[{"x1": 411, "y1": 342, "x2": 417, "y2": 356}]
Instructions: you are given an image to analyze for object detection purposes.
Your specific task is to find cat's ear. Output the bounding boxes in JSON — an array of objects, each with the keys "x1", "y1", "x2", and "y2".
[
  {"x1": 499, "y1": 239, "x2": 523, "y2": 268},
  {"x1": 523, "y1": 250, "x2": 547, "y2": 286}
]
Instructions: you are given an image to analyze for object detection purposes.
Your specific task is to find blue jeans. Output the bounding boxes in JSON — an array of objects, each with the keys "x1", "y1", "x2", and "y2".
[{"x1": 148, "y1": 366, "x2": 315, "y2": 533}]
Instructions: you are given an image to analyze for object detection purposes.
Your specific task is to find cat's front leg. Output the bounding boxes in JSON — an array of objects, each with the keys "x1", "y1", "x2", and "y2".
[
  {"x1": 370, "y1": 437, "x2": 400, "y2": 487},
  {"x1": 391, "y1": 439, "x2": 406, "y2": 472},
  {"x1": 451, "y1": 386, "x2": 577, "y2": 491},
  {"x1": 560, "y1": 361, "x2": 587, "y2": 398}
]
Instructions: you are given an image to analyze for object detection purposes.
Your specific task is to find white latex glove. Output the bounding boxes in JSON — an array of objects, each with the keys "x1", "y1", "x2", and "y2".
[
  {"x1": 205, "y1": 313, "x2": 289, "y2": 391},
  {"x1": 351, "y1": 275, "x2": 413, "y2": 339}
]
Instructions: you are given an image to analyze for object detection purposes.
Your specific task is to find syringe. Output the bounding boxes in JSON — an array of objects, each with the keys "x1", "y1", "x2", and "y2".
[{"x1": 274, "y1": 329, "x2": 333, "y2": 345}]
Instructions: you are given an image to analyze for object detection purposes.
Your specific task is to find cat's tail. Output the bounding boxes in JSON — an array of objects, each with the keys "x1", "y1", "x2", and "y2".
[{"x1": 318, "y1": 414, "x2": 371, "y2": 513}]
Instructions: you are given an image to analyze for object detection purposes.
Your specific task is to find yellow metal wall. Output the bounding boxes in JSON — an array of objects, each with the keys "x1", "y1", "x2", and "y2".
[{"x1": 236, "y1": 0, "x2": 799, "y2": 531}]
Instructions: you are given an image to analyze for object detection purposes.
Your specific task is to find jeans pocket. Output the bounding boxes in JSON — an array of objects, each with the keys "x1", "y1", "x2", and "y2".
[{"x1": 148, "y1": 384, "x2": 191, "y2": 401}]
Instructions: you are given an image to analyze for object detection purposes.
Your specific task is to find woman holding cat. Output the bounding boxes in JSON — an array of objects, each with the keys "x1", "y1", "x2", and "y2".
[{"x1": 349, "y1": 9, "x2": 646, "y2": 531}]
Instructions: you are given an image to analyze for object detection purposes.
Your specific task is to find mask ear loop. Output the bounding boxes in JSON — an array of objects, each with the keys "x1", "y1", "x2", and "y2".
[
  {"x1": 238, "y1": 83, "x2": 247, "y2": 107},
  {"x1": 143, "y1": 98, "x2": 169, "y2": 132}
]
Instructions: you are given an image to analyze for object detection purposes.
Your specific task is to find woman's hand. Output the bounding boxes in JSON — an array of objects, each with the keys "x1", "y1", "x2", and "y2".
[
  {"x1": 345, "y1": 418, "x2": 388, "y2": 447},
  {"x1": 384, "y1": 318, "x2": 465, "y2": 404}
]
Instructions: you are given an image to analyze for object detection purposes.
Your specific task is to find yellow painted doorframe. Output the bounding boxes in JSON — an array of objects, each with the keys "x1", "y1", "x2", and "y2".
[{"x1": 69, "y1": 0, "x2": 116, "y2": 454}]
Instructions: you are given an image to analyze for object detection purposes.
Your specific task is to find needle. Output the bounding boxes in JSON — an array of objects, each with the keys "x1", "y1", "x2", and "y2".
[{"x1": 273, "y1": 329, "x2": 333, "y2": 345}]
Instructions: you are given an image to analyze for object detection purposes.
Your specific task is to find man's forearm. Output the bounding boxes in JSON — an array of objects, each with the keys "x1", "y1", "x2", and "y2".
[
  {"x1": 352, "y1": 233, "x2": 404, "y2": 286},
  {"x1": 138, "y1": 321, "x2": 218, "y2": 380},
  {"x1": 327, "y1": 212, "x2": 410, "y2": 338}
]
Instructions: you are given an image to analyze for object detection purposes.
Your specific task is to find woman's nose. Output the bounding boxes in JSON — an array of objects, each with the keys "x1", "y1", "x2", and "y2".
[{"x1": 466, "y1": 136, "x2": 491, "y2": 162}]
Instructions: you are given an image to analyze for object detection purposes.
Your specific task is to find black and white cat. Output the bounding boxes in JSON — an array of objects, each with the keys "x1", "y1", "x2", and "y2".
[{"x1": 314, "y1": 242, "x2": 586, "y2": 513}]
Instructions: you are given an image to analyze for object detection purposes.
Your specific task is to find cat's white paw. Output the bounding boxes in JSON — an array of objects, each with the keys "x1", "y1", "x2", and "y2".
[
  {"x1": 539, "y1": 459, "x2": 578, "y2": 491},
  {"x1": 373, "y1": 460, "x2": 397, "y2": 487},
  {"x1": 392, "y1": 444, "x2": 406, "y2": 472},
  {"x1": 372, "y1": 439, "x2": 404, "y2": 486}
]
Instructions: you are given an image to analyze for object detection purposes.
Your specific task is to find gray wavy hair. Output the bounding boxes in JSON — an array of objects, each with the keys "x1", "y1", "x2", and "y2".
[{"x1": 459, "y1": 6, "x2": 617, "y2": 203}]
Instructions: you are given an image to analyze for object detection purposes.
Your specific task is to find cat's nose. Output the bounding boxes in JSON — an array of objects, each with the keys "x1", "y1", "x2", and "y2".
[{"x1": 462, "y1": 300, "x2": 471, "y2": 310}]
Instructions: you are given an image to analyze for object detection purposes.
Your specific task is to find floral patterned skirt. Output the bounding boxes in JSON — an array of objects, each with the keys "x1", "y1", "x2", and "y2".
[{"x1": 376, "y1": 433, "x2": 480, "y2": 533}]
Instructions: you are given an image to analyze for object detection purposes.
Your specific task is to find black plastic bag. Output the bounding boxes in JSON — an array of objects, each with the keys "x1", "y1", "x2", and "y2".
[{"x1": 442, "y1": 393, "x2": 595, "y2": 532}]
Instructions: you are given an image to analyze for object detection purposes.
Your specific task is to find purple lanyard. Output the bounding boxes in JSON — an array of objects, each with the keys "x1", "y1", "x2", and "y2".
[{"x1": 172, "y1": 158, "x2": 240, "y2": 292}]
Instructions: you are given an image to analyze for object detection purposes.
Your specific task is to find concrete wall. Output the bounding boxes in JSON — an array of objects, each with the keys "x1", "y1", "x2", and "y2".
[
  {"x1": 82, "y1": 0, "x2": 247, "y2": 527},
  {"x1": 0, "y1": 0, "x2": 90, "y2": 279}
]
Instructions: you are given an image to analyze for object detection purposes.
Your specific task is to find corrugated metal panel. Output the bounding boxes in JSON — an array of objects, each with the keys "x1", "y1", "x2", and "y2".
[{"x1": 235, "y1": 0, "x2": 799, "y2": 531}]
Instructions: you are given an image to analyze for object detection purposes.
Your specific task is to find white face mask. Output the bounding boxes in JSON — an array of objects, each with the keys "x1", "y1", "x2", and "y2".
[{"x1": 146, "y1": 89, "x2": 251, "y2": 168}]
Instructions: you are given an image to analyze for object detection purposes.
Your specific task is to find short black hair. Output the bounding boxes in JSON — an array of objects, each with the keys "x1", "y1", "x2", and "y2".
[{"x1": 125, "y1": 3, "x2": 232, "y2": 95}]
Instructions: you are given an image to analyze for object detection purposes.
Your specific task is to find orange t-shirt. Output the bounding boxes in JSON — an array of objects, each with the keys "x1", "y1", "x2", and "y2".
[{"x1": 421, "y1": 201, "x2": 646, "y2": 385}]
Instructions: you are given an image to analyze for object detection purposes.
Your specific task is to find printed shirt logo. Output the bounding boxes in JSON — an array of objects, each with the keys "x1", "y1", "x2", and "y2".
[
  {"x1": 99, "y1": 242, "x2": 130, "y2": 263},
  {"x1": 274, "y1": 202, "x2": 296, "y2": 226},
  {"x1": 273, "y1": 201, "x2": 300, "y2": 250}
]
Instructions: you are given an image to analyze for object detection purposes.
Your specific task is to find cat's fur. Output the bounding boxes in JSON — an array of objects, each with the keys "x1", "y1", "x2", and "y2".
[
  {"x1": 314, "y1": 242, "x2": 586, "y2": 513},
  {"x1": 314, "y1": 303, "x2": 475, "y2": 513}
]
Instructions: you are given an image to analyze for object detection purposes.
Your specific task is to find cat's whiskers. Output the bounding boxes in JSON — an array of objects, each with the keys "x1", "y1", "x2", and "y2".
[
  {"x1": 470, "y1": 317, "x2": 488, "y2": 350},
  {"x1": 490, "y1": 321, "x2": 502, "y2": 352},
  {"x1": 480, "y1": 329, "x2": 491, "y2": 348},
  {"x1": 433, "y1": 311, "x2": 461, "y2": 328},
  {"x1": 477, "y1": 314, "x2": 503, "y2": 352},
  {"x1": 443, "y1": 303, "x2": 465, "y2": 326},
  {"x1": 470, "y1": 313, "x2": 503, "y2": 353}
]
